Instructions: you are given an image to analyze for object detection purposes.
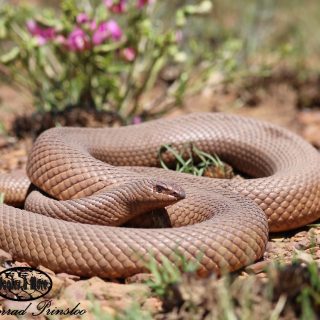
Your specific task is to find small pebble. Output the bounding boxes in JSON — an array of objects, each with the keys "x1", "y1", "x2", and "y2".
[{"x1": 245, "y1": 261, "x2": 270, "y2": 274}]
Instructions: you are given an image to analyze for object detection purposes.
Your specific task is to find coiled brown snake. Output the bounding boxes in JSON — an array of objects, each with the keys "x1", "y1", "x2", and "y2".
[{"x1": 0, "y1": 112, "x2": 319, "y2": 278}]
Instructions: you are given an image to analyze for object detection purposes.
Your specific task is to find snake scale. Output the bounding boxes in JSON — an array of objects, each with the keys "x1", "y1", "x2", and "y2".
[{"x1": 0, "y1": 112, "x2": 319, "y2": 278}]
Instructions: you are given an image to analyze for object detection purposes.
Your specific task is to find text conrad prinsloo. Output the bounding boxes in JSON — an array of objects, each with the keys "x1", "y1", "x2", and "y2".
[{"x1": 0, "y1": 299, "x2": 87, "y2": 317}]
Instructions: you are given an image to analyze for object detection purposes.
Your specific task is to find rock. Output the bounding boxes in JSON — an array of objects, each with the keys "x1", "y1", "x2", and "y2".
[
  {"x1": 0, "y1": 316, "x2": 18, "y2": 320},
  {"x1": 245, "y1": 261, "x2": 270, "y2": 274},
  {"x1": 56, "y1": 273, "x2": 80, "y2": 281},
  {"x1": 12, "y1": 261, "x2": 30, "y2": 268},
  {"x1": 294, "y1": 239, "x2": 311, "y2": 250},
  {"x1": 0, "y1": 249, "x2": 12, "y2": 264},
  {"x1": 294, "y1": 231, "x2": 308, "y2": 239},
  {"x1": 301, "y1": 124, "x2": 320, "y2": 148},
  {"x1": 125, "y1": 273, "x2": 154, "y2": 284},
  {"x1": 23, "y1": 316, "x2": 46, "y2": 320},
  {"x1": 62, "y1": 281, "x2": 87, "y2": 301},
  {"x1": 0, "y1": 135, "x2": 15, "y2": 149},
  {"x1": 143, "y1": 297, "x2": 163, "y2": 313},
  {"x1": 271, "y1": 237, "x2": 285, "y2": 242},
  {"x1": 46, "y1": 274, "x2": 65, "y2": 299},
  {"x1": 61, "y1": 300, "x2": 116, "y2": 320},
  {"x1": 38, "y1": 265, "x2": 56, "y2": 276},
  {"x1": 297, "y1": 110, "x2": 320, "y2": 147},
  {"x1": 96, "y1": 301, "x2": 117, "y2": 317},
  {"x1": 298, "y1": 110, "x2": 320, "y2": 124},
  {"x1": 265, "y1": 242, "x2": 274, "y2": 251},
  {"x1": 56, "y1": 273, "x2": 79, "y2": 288},
  {"x1": 294, "y1": 251, "x2": 315, "y2": 264},
  {"x1": 62, "y1": 277, "x2": 150, "y2": 312}
]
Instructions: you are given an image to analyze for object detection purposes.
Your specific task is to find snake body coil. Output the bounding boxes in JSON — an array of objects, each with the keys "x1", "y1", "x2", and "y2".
[{"x1": 0, "y1": 112, "x2": 319, "y2": 278}]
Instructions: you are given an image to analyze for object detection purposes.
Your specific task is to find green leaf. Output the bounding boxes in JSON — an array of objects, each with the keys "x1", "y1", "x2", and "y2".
[
  {"x1": 175, "y1": 9, "x2": 186, "y2": 27},
  {"x1": 34, "y1": 12, "x2": 61, "y2": 28},
  {"x1": 93, "y1": 41, "x2": 124, "y2": 53},
  {"x1": 185, "y1": 1, "x2": 213, "y2": 15},
  {"x1": 0, "y1": 20, "x2": 7, "y2": 38},
  {"x1": 0, "y1": 47, "x2": 20, "y2": 64}
]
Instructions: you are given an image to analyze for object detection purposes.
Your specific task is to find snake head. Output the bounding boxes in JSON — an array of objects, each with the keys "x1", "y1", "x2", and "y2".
[
  {"x1": 153, "y1": 181, "x2": 186, "y2": 201},
  {"x1": 128, "y1": 179, "x2": 185, "y2": 213},
  {"x1": 117, "y1": 179, "x2": 186, "y2": 219},
  {"x1": 123, "y1": 180, "x2": 186, "y2": 228}
]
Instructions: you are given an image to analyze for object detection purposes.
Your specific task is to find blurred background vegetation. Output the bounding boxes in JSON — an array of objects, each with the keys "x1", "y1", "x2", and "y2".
[
  {"x1": 0, "y1": 0, "x2": 320, "y2": 135},
  {"x1": 19, "y1": 0, "x2": 320, "y2": 71}
]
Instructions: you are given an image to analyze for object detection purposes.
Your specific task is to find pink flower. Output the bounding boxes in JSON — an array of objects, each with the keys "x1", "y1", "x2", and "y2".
[
  {"x1": 175, "y1": 30, "x2": 183, "y2": 43},
  {"x1": 66, "y1": 27, "x2": 91, "y2": 51},
  {"x1": 76, "y1": 13, "x2": 97, "y2": 31},
  {"x1": 26, "y1": 20, "x2": 39, "y2": 35},
  {"x1": 106, "y1": 20, "x2": 122, "y2": 40},
  {"x1": 26, "y1": 19, "x2": 56, "y2": 45},
  {"x1": 92, "y1": 20, "x2": 122, "y2": 45},
  {"x1": 76, "y1": 13, "x2": 90, "y2": 24},
  {"x1": 132, "y1": 116, "x2": 142, "y2": 124},
  {"x1": 89, "y1": 20, "x2": 97, "y2": 31},
  {"x1": 55, "y1": 35, "x2": 67, "y2": 45},
  {"x1": 137, "y1": 0, "x2": 153, "y2": 8},
  {"x1": 105, "y1": 0, "x2": 126, "y2": 13},
  {"x1": 121, "y1": 47, "x2": 136, "y2": 61}
]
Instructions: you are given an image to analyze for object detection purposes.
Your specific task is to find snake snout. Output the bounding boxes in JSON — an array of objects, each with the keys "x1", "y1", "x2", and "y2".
[{"x1": 153, "y1": 181, "x2": 186, "y2": 200}]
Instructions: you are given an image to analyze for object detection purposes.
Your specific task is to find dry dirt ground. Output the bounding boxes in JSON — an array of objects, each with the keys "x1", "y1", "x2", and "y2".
[{"x1": 0, "y1": 72, "x2": 320, "y2": 319}]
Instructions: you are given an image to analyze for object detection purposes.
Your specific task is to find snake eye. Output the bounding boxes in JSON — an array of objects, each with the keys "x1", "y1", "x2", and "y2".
[
  {"x1": 155, "y1": 184, "x2": 166, "y2": 193},
  {"x1": 153, "y1": 182, "x2": 185, "y2": 200}
]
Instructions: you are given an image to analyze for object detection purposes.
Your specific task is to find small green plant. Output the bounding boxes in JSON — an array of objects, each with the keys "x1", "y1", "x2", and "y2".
[
  {"x1": 143, "y1": 250, "x2": 320, "y2": 319},
  {"x1": 84, "y1": 250, "x2": 320, "y2": 319},
  {"x1": 294, "y1": 251, "x2": 320, "y2": 320},
  {"x1": 307, "y1": 223, "x2": 320, "y2": 228},
  {"x1": 308, "y1": 229, "x2": 318, "y2": 257},
  {"x1": 267, "y1": 251, "x2": 320, "y2": 320},
  {"x1": 296, "y1": 263, "x2": 320, "y2": 320},
  {"x1": 159, "y1": 143, "x2": 234, "y2": 178},
  {"x1": 299, "y1": 288, "x2": 316, "y2": 320},
  {"x1": 145, "y1": 252, "x2": 200, "y2": 298}
]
